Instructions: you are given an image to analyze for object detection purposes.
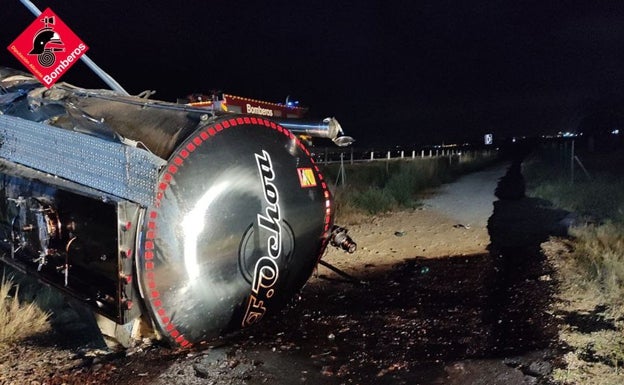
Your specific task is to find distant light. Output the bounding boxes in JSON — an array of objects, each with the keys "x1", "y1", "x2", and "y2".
[{"x1": 613, "y1": 129, "x2": 620, "y2": 135}]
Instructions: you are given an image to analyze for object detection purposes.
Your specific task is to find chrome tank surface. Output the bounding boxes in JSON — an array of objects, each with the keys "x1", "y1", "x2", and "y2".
[{"x1": 137, "y1": 116, "x2": 332, "y2": 347}]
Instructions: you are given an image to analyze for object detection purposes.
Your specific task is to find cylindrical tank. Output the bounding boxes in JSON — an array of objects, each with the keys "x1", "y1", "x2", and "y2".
[{"x1": 136, "y1": 115, "x2": 333, "y2": 347}]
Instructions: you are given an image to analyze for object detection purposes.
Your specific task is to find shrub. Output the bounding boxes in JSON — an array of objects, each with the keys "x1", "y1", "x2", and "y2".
[
  {"x1": 0, "y1": 273, "x2": 51, "y2": 345},
  {"x1": 569, "y1": 222, "x2": 624, "y2": 316},
  {"x1": 353, "y1": 187, "x2": 395, "y2": 214}
]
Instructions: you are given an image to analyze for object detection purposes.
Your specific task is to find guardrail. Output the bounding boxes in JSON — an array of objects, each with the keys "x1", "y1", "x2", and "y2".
[{"x1": 312, "y1": 147, "x2": 497, "y2": 165}]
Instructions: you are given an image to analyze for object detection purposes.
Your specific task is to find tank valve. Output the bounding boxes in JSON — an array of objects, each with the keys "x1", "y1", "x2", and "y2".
[{"x1": 329, "y1": 225, "x2": 357, "y2": 253}]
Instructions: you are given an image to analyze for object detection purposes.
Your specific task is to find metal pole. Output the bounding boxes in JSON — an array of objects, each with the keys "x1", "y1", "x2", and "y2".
[
  {"x1": 335, "y1": 153, "x2": 345, "y2": 187},
  {"x1": 20, "y1": 0, "x2": 130, "y2": 95},
  {"x1": 570, "y1": 140, "x2": 575, "y2": 184},
  {"x1": 340, "y1": 153, "x2": 346, "y2": 186}
]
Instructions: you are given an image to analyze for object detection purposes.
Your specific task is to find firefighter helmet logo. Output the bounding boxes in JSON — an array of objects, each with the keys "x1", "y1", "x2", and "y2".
[
  {"x1": 28, "y1": 16, "x2": 65, "y2": 68},
  {"x1": 8, "y1": 8, "x2": 88, "y2": 88}
]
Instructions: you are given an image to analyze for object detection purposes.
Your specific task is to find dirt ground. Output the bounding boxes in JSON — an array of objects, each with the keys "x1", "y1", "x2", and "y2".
[{"x1": 0, "y1": 163, "x2": 582, "y2": 384}]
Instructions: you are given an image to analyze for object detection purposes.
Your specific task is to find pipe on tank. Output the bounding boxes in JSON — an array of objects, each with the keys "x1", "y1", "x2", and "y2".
[
  {"x1": 278, "y1": 117, "x2": 341, "y2": 139},
  {"x1": 277, "y1": 117, "x2": 354, "y2": 146}
]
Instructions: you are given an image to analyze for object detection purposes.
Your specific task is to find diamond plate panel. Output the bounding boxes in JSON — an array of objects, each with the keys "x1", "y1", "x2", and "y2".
[{"x1": 0, "y1": 114, "x2": 166, "y2": 205}]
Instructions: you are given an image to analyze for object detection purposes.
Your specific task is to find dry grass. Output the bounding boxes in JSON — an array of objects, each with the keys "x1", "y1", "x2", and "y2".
[
  {"x1": 0, "y1": 273, "x2": 51, "y2": 346},
  {"x1": 545, "y1": 238, "x2": 624, "y2": 384},
  {"x1": 568, "y1": 223, "x2": 624, "y2": 317}
]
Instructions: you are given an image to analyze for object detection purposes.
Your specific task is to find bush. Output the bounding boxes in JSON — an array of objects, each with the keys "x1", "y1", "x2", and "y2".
[
  {"x1": 0, "y1": 273, "x2": 51, "y2": 345},
  {"x1": 353, "y1": 187, "x2": 395, "y2": 214},
  {"x1": 385, "y1": 161, "x2": 438, "y2": 206},
  {"x1": 569, "y1": 222, "x2": 624, "y2": 315}
]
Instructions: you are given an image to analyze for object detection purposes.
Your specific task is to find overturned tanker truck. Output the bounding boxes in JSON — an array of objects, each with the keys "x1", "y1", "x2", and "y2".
[{"x1": 0, "y1": 67, "x2": 356, "y2": 348}]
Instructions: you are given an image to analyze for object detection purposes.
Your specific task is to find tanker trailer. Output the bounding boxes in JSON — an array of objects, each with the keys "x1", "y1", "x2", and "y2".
[{"x1": 0, "y1": 67, "x2": 355, "y2": 348}]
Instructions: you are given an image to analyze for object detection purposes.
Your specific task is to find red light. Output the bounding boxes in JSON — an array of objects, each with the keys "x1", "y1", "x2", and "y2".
[{"x1": 121, "y1": 274, "x2": 132, "y2": 284}]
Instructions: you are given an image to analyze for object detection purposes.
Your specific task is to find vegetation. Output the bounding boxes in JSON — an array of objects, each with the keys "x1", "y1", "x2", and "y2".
[
  {"x1": 524, "y1": 144, "x2": 624, "y2": 311},
  {"x1": 523, "y1": 140, "x2": 624, "y2": 383},
  {"x1": 0, "y1": 271, "x2": 51, "y2": 345},
  {"x1": 524, "y1": 144, "x2": 624, "y2": 223},
  {"x1": 320, "y1": 150, "x2": 498, "y2": 222}
]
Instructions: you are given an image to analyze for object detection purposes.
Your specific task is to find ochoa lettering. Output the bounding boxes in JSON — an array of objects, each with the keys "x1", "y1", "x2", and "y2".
[
  {"x1": 42, "y1": 43, "x2": 87, "y2": 85},
  {"x1": 246, "y1": 104, "x2": 274, "y2": 117},
  {"x1": 241, "y1": 150, "x2": 282, "y2": 327}
]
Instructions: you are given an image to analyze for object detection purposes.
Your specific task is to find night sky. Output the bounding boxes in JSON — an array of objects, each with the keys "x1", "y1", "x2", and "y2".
[{"x1": 3, "y1": 1, "x2": 624, "y2": 147}]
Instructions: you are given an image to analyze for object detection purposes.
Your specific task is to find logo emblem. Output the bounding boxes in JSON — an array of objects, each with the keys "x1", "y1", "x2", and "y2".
[{"x1": 8, "y1": 8, "x2": 88, "y2": 87}]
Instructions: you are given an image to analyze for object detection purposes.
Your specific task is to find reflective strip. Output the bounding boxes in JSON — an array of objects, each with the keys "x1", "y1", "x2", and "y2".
[{"x1": 0, "y1": 114, "x2": 165, "y2": 205}]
